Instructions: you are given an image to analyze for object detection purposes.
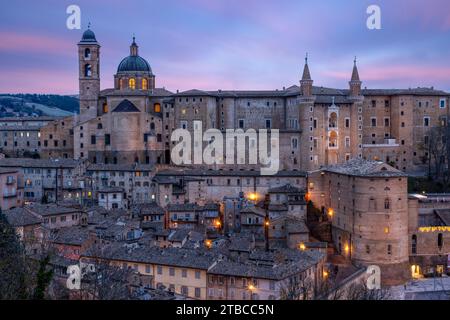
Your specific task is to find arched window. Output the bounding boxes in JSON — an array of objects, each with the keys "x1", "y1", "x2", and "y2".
[
  {"x1": 129, "y1": 78, "x2": 136, "y2": 90},
  {"x1": 84, "y1": 64, "x2": 92, "y2": 77},
  {"x1": 329, "y1": 112, "x2": 338, "y2": 128},
  {"x1": 154, "y1": 103, "x2": 161, "y2": 113},
  {"x1": 384, "y1": 198, "x2": 390, "y2": 210},
  {"x1": 329, "y1": 131, "x2": 338, "y2": 148},
  {"x1": 102, "y1": 103, "x2": 108, "y2": 113},
  {"x1": 411, "y1": 234, "x2": 417, "y2": 254},
  {"x1": 97, "y1": 123, "x2": 103, "y2": 129},
  {"x1": 438, "y1": 233, "x2": 443, "y2": 249},
  {"x1": 113, "y1": 157, "x2": 118, "y2": 164},
  {"x1": 150, "y1": 122, "x2": 155, "y2": 130},
  {"x1": 120, "y1": 78, "x2": 126, "y2": 89},
  {"x1": 142, "y1": 78, "x2": 148, "y2": 90},
  {"x1": 84, "y1": 48, "x2": 91, "y2": 59}
]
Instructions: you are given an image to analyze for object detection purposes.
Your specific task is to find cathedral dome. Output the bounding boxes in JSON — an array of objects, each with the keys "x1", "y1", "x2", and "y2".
[
  {"x1": 117, "y1": 37, "x2": 153, "y2": 74},
  {"x1": 117, "y1": 55, "x2": 152, "y2": 73}
]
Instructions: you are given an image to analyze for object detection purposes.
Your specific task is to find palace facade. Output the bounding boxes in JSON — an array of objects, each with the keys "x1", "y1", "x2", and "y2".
[{"x1": 73, "y1": 27, "x2": 449, "y2": 175}]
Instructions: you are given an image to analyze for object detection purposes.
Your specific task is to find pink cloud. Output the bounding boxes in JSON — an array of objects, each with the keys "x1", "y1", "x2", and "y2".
[
  {"x1": 0, "y1": 31, "x2": 74, "y2": 56},
  {"x1": 0, "y1": 69, "x2": 78, "y2": 94},
  {"x1": 323, "y1": 65, "x2": 450, "y2": 82},
  {"x1": 387, "y1": 0, "x2": 450, "y2": 31}
]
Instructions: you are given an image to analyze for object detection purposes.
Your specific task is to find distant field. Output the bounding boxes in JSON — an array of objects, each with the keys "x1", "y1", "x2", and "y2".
[{"x1": 22, "y1": 101, "x2": 74, "y2": 117}]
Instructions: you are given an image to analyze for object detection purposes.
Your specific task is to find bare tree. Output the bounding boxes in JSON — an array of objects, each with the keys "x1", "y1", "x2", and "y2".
[
  {"x1": 421, "y1": 126, "x2": 449, "y2": 181},
  {"x1": 280, "y1": 271, "x2": 391, "y2": 301},
  {"x1": 344, "y1": 280, "x2": 391, "y2": 300},
  {"x1": 75, "y1": 246, "x2": 137, "y2": 300},
  {"x1": 280, "y1": 275, "x2": 314, "y2": 300}
]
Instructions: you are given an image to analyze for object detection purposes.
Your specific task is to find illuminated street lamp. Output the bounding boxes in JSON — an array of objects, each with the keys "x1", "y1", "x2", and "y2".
[
  {"x1": 304, "y1": 192, "x2": 311, "y2": 202},
  {"x1": 344, "y1": 244, "x2": 350, "y2": 255},
  {"x1": 327, "y1": 208, "x2": 334, "y2": 218},
  {"x1": 248, "y1": 283, "x2": 256, "y2": 300},
  {"x1": 248, "y1": 192, "x2": 258, "y2": 202},
  {"x1": 205, "y1": 239, "x2": 212, "y2": 249},
  {"x1": 299, "y1": 242, "x2": 306, "y2": 251}
]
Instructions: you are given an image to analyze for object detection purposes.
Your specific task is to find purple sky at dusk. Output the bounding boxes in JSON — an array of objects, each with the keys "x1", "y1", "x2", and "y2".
[{"x1": 0, "y1": 0, "x2": 449, "y2": 94}]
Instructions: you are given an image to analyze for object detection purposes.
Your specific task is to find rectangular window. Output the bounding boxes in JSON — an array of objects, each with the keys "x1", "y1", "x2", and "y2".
[
  {"x1": 289, "y1": 118, "x2": 299, "y2": 129},
  {"x1": 345, "y1": 118, "x2": 350, "y2": 128},
  {"x1": 169, "y1": 267, "x2": 175, "y2": 276},
  {"x1": 105, "y1": 134, "x2": 110, "y2": 145},
  {"x1": 384, "y1": 118, "x2": 390, "y2": 127},
  {"x1": 195, "y1": 288, "x2": 201, "y2": 298},
  {"x1": 238, "y1": 119, "x2": 244, "y2": 129},
  {"x1": 269, "y1": 281, "x2": 275, "y2": 291},
  {"x1": 265, "y1": 119, "x2": 272, "y2": 129},
  {"x1": 371, "y1": 117, "x2": 377, "y2": 127},
  {"x1": 440, "y1": 98, "x2": 446, "y2": 108},
  {"x1": 157, "y1": 266, "x2": 162, "y2": 275},
  {"x1": 180, "y1": 121, "x2": 188, "y2": 130},
  {"x1": 345, "y1": 136, "x2": 350, "y2": 148},
  {"x1": 424, "y1": 117, "x2": 430, "y2": 127},
  {"x1": 91, "y1": 135, "x2": 96, "y2": 144}
]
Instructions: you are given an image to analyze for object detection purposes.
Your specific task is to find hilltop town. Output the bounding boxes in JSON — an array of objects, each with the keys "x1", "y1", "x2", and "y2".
[{"x1": 0, "y1": 27, "x2": 449, "y2": 300}]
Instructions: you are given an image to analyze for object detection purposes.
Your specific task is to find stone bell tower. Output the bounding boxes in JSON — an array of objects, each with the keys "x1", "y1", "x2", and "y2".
[{"x1": 78, "y1": 24, "x2": 100, "y2": 122}]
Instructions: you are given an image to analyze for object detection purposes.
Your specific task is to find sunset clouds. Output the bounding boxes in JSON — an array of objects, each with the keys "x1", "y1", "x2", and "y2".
[{"x1": 0, "y1": 0, "x2": 449, "y2": 94}]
